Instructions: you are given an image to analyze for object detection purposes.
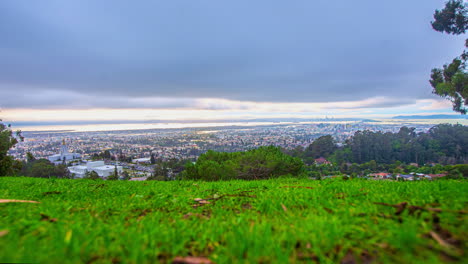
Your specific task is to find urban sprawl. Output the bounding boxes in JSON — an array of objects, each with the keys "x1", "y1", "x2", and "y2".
[{"x1": 8, "y1": 122, "x2": 447, "y2": 180}]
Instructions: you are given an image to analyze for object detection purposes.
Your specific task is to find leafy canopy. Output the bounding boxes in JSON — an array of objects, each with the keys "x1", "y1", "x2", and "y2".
[
  {"x1": 183, "y1": 146, "x2": 304, "y2": 181},
  {"x1": 430, "y1": 0, "x2": 468, "y2": 114},
  {"x1": 0, "y1": 119, "x2": 23, "y2": 176}
]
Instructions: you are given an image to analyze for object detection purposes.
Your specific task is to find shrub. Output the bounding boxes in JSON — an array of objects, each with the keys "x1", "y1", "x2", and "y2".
[{"x1": 183, "y1": 146, "x2": 304, "y2": 181}]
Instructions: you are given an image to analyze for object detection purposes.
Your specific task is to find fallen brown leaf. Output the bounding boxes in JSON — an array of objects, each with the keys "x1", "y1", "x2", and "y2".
[
  {"x1": 172, "y1": 256, "x2": 213, "y2": 264},
  {"x1": 341, "y1": 251, "x2": 356, "y2": 264},
  {"x1": 242, "y1": 203, "x2": 252, "y2": 210},
  {"x1": 0, "y1": 230, "x2": 9, "y2": 237},
  {"x1": 430, "y1": 231, "x2": 453, "y2": 249},
  {"x1": 42, "y1": 191, "x2": 62, "y2": 196},
  {"x1": 281, "y1": 186, "x2": 314, "y2": 189},
  {"x1": 335, "y1": 193, "x2": 346, "y2": 199},
  {"x1": 0, "y1": 199, "x2": 40, "y2": 204},
  {"x1": 374, "y1": 202, "x2": 468, "y2": 215},
  {"x1": 40, "y1": 213, "x2": 58, "y2": 223},
  {"x1": 281, "y1": 203, "x2": 288, "y2": 212}
]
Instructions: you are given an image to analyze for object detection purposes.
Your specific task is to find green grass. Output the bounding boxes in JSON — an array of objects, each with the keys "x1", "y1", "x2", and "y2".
[{"x1": 0, "y1": 177, "x2": 467, "y2": 263}]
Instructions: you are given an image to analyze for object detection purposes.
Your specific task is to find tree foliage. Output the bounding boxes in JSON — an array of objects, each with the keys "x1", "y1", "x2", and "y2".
[
  {"x1": 431, "y1": 0, "x2": 467, "y2": 35},
  {"x1": 20, "y1": 154, "x2": 72, "y2": 179},
  {"x1": 304, "y1": 135, "x2": 337, "y2": 160},
  {"x1": 84, "y1": 171, "x2": 101, "y2": 180},
  {"x1": 0, "y1": 119, "x2": 23, "y2": 176},
  {"x1": 327, "y1": 124, "x2": 467, "y2": 165},
  {"x1": 430, "y1": 0, "x2": 468, "y2": 114},
  {"x1": 182, "y1": 146, "x2": 304, "y2": 181}
]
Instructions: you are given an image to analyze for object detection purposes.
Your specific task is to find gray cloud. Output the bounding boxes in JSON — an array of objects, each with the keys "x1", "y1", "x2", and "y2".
[{"x1": 0, "y1": 0, "x2": 465, "y2": 108}]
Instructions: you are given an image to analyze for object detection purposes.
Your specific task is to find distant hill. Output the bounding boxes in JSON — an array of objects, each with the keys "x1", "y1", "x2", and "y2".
[{"x1": 393, "y1": 114, "x2": 467, "y2": 120}]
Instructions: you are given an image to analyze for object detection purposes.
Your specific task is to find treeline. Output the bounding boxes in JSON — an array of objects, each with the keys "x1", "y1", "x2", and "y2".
[
  {"x1": 288, "y1": 124, "x2": 468, "y2": 165},
  {"x1": 147, "y1": 158, "x2": 189, "y2": 181},
  {"x1": 182, "y1": 146, "x2": 303, "y2": 181},
  {"x1": 183, "y1": 124, "x2": 467, "y2": 181},
  {"x1": 306, "y1": 161, "x2": 468, "y2": 179},
  {"x1": 19, "y1": 154, "x2": 71, "y2": 178}
]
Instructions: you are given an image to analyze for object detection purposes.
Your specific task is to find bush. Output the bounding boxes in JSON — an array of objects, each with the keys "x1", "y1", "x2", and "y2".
[{"x1": 182, "y1": 146, "x2": 304, "y2": 181}]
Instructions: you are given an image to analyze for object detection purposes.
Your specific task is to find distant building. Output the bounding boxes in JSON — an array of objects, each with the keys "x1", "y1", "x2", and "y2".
[
  {"x1": 397, "y1": 174, "x2": 414, "y2": 181},
  {"x1": 369, "y1": 172, "x2": 391, "y2": 179},
  {"x1": 314, "y1": 157, "x2": 331, "y2": 165},
  {"x1": 129, "y1": 176, "x2": 148, "y2": 181},
  {"x1": 48, "y1": 139, "x2": 81, "y2": 165},
  {"x1": 68, "y1": 161, "x2": 123, "y2": 178},
  {"x1": 427, "y1": 174, "x2": 447, "y2": 179},
  {"x1": 132, "y1": 157, "x2": 151, "y2": 164}
]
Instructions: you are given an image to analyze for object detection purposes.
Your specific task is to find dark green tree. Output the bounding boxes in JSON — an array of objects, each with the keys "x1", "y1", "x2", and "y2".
[
  {"x1": 122, "y1": 171, "x2": 130, "y2": 180},
  {"x1": 0, "y1": 119, "x2": 23, "y2": 176},
  {"x1": 27, "y1": 159, "x2": 56, "y2": 178},
  {"x1": 54, "y1": 164, "x2": 71, "y2": 179},
  {"x1": 430, "y1": 0, "x2": 468, "y2": 114},
  {"x1": 183, "y1": 146, "x2": 304, "y2": 181},
  {"x1": 148, "y1": 163, "x2": 169, "y2": 181},
  {"x1": 305, "y1": 135, "x2": 337, "y2": 159},
  {"x1": 107, "y1": 165, "x2": 119, "y2": 180},
  {"x1": 26, "y1": 152, "x2": 36, "y2": 163},
  {"x1": 84, "y1": 170, "x2": 101, "y2": 180}
]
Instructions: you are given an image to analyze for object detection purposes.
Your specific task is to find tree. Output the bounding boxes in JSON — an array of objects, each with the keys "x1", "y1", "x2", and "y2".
[
  {"x1": 107, "y1": 165, "x2": 119, "y2": 180},
  {"x1": 0, "y1": 119, "x2": 23, "y2": 176},
  {"x1": 431, "y1": 0, "x2": 467, "y2": 35},
  {"x1": 55, "y1": 164, "x2": 71, "y2": 179},
  {"x1": 27, "y1": 159, "x2": 56, "y2": 178},
  {"x1": 148, "y1": 163, "x2": 169, "y2": 181},
  {"x1": 122, "y1": 171, "x2": 130, "y2": 180},
  {"x1": 26, "y1": 152, "x2": 36, "y2": 163},
  {"x1": 84, "y1": 170, "x2": 101, "y2": 180},
  {"x1": 305, "y1": 135, "x2": 337, "y2": 159},
  {"x1": 183, "y1": 146, "x2": 304, "y2": 181},
  {"x1": 430, "y1": 0, "x2": 468, "y2": 114}
]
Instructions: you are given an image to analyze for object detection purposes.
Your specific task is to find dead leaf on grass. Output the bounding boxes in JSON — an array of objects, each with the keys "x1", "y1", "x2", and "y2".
[
  {"x1": 340, "y1": 251, "x2": 356, "y2": 264},
  {"x1": 0, "y1": 199, "x2": 40, "y2": 204},
  {"x1": 323, "y1": 207, "x2": 334, "y2": 214},
  {"x1": 375, "y1": 202, "x2": 468, "y2": 216},
  {"x1": 172, "y1": 256, "x2": 213, "y2": 264},
  {"x1": 296, "y1": 252, "x2": 319, "y2": 261},
  {"x1": 242, "y1": 203, "x2": 252, "y2": 210},
  {"x1": 430, "y1": 231, "x2": 453, "y2": 249},
  {"x1": 281, "y1": 186, "x2": 314, "y2": 189},
  {"x1": 335, "y1": 193, "x2": 346, "y2": 199},
  {"x1": 0, "y1": 230, "x2": 9, "y2": 237},
  {"x1": 42, "y1": 191, "x2": 62, "y2": 196},
  {"x1": 281, "y1": 203, "x2": 288, "y2": 212},
  {"x1": 40, "y1": 213, "x2": 58, "y2": 223},
  {"x1": 193, "y1": 198, "x2": 211, "y2": 208},
  {"x1": 341, "y1": 250, "x2": 374, "y2": 264}
]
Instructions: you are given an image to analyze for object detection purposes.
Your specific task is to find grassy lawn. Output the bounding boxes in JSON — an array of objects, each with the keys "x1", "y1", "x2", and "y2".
[{"x1": 0, "y1": 177, "x2": 467, "y2": 263}]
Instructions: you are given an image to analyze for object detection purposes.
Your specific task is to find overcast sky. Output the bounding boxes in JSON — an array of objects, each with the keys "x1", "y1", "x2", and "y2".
[{"x1": 0, "y1": 0, "x2": 465, "y2": 123}]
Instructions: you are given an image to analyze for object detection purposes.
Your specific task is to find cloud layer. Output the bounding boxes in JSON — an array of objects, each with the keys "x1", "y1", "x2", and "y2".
[{"x1": 0, "y1": 0, "x2": 465, "y2": 112}]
